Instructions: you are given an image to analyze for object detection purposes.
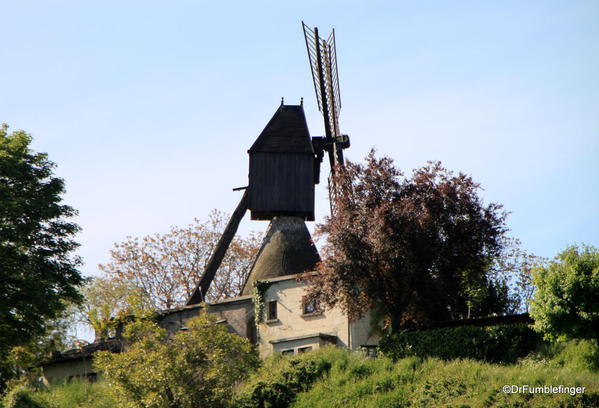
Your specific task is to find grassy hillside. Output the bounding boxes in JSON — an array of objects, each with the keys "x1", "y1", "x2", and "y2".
[
  {"x1": 238, "y1": 341, "x2": 599, "y2": 408},
  {"x1": 4, "y1": 340, "x2": 599, "y2": 408},
  {"x1": 2, "y1": 380, "x2": 115, "y2": 408},
  {"x1": 292, "y1": 347, "x2": 598, "y2": 407}
]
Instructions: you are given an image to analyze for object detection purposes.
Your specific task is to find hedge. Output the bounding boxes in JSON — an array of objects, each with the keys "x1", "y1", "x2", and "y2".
[{"x1": 379, "y1": 323, "x2": 543, "y2": 363}]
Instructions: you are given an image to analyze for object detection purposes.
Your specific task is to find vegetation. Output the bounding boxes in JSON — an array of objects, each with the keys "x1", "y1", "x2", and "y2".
[
  {"x1": 0, "y1": 310, "x2": 79, "y2": 393},
  {"x1": 490, "y1": 237, "x2": 544, "y2": 313},
  {"x1": 292, "y1": 347, "x2": 599, "y2": 408},
  {"x1": 5, "y1": 339, "x2": 599, "y2": 408},
  {"x1": 308, "y1": 151, "x2": 512, "y2": 330},
  {"x1": 71, "y1": 277, "x2": 153, "y2": 341},
  {"x1": 530, "y1": 244, "x2": 599, "y2": 344},
  {"x1": 1, "y1": 380, "x2": 115, "y2": 408},
  {"x1": 0, "y1": 124, "x2": 83, "y2": 391},
  {"x1": 252, "y1": 280, "x2": 273, "y2": 324},
  {"x1": 99, "y1": 212, "x2": 262, "y2": 308},
  {"x1": 12, "y1": 340, "x2": 599, "y2": 408},
  {"x1": 379, "y1": 323, "x2": 543, "y2": 364},
  {"x1": 236, "y1": 353, "x2": 331, "y2": 408},
  {"x1": 93, "y1": 310, "x2": 259, "y2": 408}
]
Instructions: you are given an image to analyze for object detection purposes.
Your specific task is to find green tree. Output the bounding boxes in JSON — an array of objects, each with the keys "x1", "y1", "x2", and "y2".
[
  {"x1": 72, "y1": 277, "x2": 153, "y2": 341},
  {"x1": 307, "y1": 151, "x2": 510, "y2": 331},
  {"x1": 530, "y1": 244, "x2": 599, "y2": 343},
  {"x1": 95, "y1": 310, "x2": 260, "y2": 408},
  {"x1": 0, "y1": 124, "x2": 83, "y2": 390},
  {"x1": 0, "y1": 308, "x2": 78, "y2": 390}
]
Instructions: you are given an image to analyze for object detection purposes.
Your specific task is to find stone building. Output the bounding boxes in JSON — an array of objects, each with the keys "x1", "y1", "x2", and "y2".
[
  {"x1": 40, "y1": 339, "x2": 122, "y2": 385},
  {"x1": 159, "y1": 215, "x2": 380, "y2": 357}
]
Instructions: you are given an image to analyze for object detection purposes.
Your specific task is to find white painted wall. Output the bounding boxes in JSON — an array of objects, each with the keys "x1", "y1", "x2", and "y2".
[{"x1": 257, "y1": 276, "x2": 380, "y2": 356}]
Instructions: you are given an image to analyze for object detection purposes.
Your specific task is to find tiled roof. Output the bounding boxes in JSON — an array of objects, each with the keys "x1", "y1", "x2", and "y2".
[{"x1": 41, "y1": 338, "x2": 123, "y2": 366}]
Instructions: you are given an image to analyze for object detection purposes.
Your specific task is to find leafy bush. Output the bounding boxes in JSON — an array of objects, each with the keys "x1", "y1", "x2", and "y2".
[
  {"x1": 379, "y1": 323, "x2": 543, "y2": 363},
  {"x1": 530, "y1": 244, "x2": 599, "y2": 343},
  {"x1": 521, "y1": 339, "x2": 599, "y2": 372},
  {"x1": 1, "y1": 384, "x2": 43, "y2": 408},
  {"x1": 94, "y1": 310, "x2": 260, "y2": 408},
  {"x1": 235, "y1": 351, "x2": 332, "y2": 408}
]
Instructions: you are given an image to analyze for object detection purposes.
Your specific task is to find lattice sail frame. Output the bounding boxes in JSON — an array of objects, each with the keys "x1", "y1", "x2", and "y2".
[
  {"x1": 302, "y1": 22, "x2": 342, "y2": 142},
  {"x1": 303, "y1": 22, "x2": 350, "y2": 215}
]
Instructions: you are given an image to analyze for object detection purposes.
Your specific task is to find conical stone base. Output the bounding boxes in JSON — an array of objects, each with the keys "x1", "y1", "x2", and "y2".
[{"x1": 241, "y1": 216, "x2": 320, "y2": 295}]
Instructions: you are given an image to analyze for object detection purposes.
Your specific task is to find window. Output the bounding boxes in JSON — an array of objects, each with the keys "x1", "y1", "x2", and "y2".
[
  {"x1": 302, "y1": 296, "x2": 321, "y2": 315},
  {"x1": 267, "y1": 300, "x2": 277, "y2": 321},
  {"x1": 281, "y1": 349, "x2": 294, "y2": 356},
  {"x1": 298, "y1": 346, "x2": 313, "y2": 354}
]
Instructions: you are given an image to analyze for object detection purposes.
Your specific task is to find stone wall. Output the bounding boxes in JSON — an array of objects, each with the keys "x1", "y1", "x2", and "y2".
[{"x1": 158, "y1": 296, "x2": 254, "y2": 341}]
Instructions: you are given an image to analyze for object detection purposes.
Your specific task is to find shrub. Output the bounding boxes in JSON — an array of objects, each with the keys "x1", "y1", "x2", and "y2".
[
  {"x1": 1, "y1": 385, "x2": 44, "y2": 408},
  {"x1": 94, "y1": 310, "x2": 260, "y2": 408},
  {"x1": 236, "y1": 352, "x2": 332, "y2": 408},
  {"x1": 379, "y1": 323, "x2": 542, "y2": 363},
  {"x1": 530, "y1": 244, "x2": 599, "y2": 343}
]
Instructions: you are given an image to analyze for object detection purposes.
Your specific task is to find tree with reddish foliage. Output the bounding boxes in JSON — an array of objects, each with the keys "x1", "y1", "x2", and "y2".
[{"x1": 308, "y1": 151, "x2": 510, "y2": 331}]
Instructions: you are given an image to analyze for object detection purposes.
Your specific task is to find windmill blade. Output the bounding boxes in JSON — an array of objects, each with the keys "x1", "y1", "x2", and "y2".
[
  {"x1": 327, "y1": 30, "x2": 341, "y2": 116},
  {"x1": 303, "y1": 23, "x2": 324, "y2": 113},
  {"x1": 186, "y1": 190, "x2": 248, "y2": 305},
  {"x1": 302, "y1": 22, "x2": 347, "y2": 171},
  {"x1": 303, "y1": 22, "x2": 351, "y2": 215},
  {"x1": 302, "y1": 22, "x2": 340, "y2": 140}
]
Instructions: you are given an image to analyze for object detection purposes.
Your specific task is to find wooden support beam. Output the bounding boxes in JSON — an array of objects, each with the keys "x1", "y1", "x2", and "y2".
[{"x1": 186, "y1": 190, "x2": 249, "y2": 305}]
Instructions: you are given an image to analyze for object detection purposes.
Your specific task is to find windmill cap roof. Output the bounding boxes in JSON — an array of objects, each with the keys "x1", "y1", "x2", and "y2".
[{"x1": 248, "y1": 104, "x2": 313, "y2": 154}]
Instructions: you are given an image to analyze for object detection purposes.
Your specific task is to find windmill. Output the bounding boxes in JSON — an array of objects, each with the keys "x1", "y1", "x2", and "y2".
[{"x1": 186, "y1": 23, "x2": 349, "y2": 305}]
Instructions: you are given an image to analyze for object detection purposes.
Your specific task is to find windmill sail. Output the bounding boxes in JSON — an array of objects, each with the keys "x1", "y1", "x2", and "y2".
[
  {"x1": 303, "y1": 22, "x2": 350, "y2": 214},
  {"x1": 303, "y1": 24, "x2": 341, "y2": 139},
  {"x1": 302, "y1": 22, "x2": 348, "y2": 171}
]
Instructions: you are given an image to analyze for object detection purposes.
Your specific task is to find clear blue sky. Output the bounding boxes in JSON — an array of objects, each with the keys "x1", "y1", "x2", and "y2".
[{"x1": 2, "y1": 1, "x2": 597, "y2": 278}]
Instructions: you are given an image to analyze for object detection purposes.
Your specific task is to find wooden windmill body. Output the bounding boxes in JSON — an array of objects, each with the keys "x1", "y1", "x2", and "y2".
[{"x1": 247, "y1": 104, "x2": 316, "y2": 222}]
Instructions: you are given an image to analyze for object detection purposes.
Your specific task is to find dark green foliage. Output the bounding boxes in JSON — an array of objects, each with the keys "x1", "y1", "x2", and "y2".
[
  {"x1": 560, "y1": 393, "x2": 599, "y2": 408},
  {"x1": 379, "y1": 324, "x2": 543, "y2": 363},
  {"x1": 236, "y1": 357, "x2": 331, "y2": 408},
  {"x1": 0, "y1": 124, "x2": 83, "y2": 391}
]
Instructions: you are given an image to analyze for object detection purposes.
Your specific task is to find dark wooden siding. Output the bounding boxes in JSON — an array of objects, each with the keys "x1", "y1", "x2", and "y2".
[{"x1": 248, "y1": 152, "x2": 314, "y2": 220}]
